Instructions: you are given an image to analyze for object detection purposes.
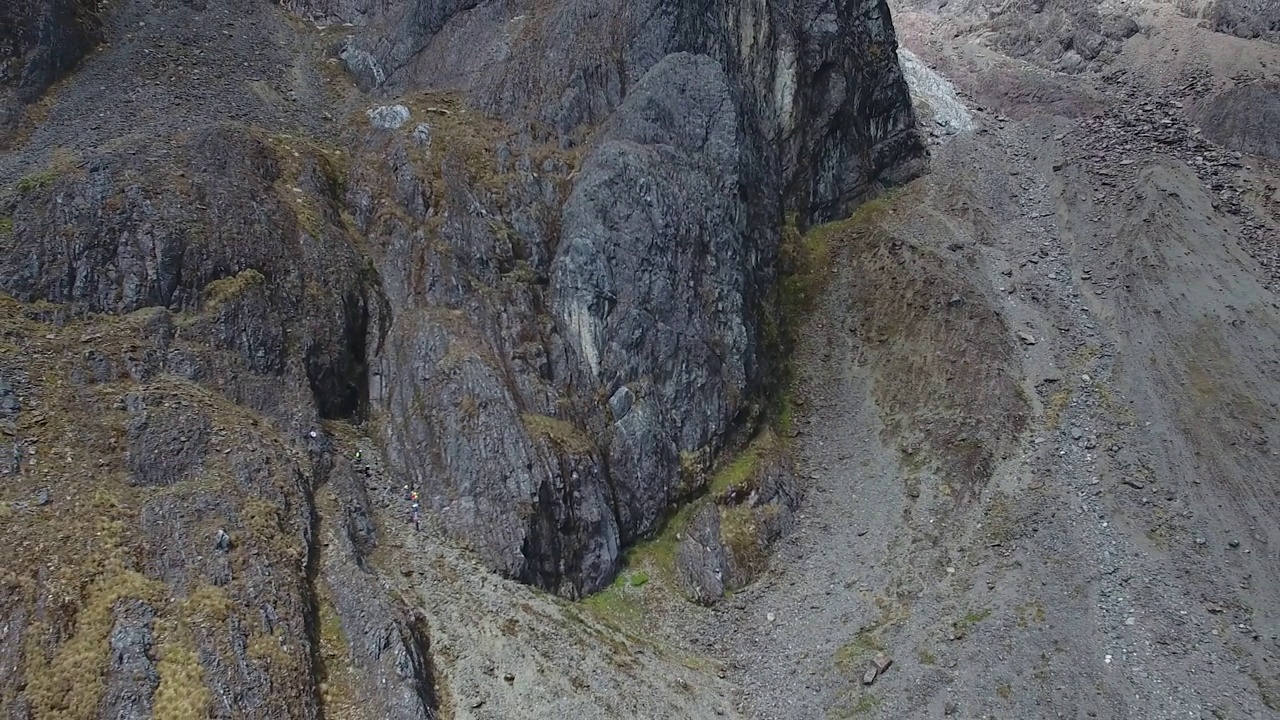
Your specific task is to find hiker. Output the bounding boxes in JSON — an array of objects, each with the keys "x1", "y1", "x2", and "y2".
[{"x1": 407, "y1": 487, "x2": 421, "y2": 531}]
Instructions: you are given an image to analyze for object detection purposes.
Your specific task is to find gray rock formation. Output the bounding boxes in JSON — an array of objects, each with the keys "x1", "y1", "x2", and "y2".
[
  {"x1": 675, "y1": 432, "x2": 797, "y2": 604},
  {"x1": 0, "y1": 0, "x2": 924, "y2": 712},
  {"x1": 339, "y1": 0, "x2": 924, "y2": 597},
  {"x1": 902, "y1": 0, "x2": 1141, "y2": 74},
  {"x1": 1193, "y1": 81, "x2": 1280, "y2": 160},
  {"x1": 99, "y1": 600, "x2": 159, "y2": 720},
  {"x1": 319, "y1": 456, "x2": 441, "y2": 719},
  {"x1": 553, "y1": 53, "x2": 750, "y2": 544},
  {"x1": 1204, "y1": 0, "x2": 1280, "y2": 40},
  {"x1": 0, "y1": 0, "x2": 100, "y2": 144}
]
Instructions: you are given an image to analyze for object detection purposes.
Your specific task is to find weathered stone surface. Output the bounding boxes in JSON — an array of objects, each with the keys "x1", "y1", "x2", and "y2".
[
  {"x1": 124, "y1": 392, "x2": 212, "y2": 487},
  {"x1": 367, "y1": 104, "x2": 411, "y2": 130},
  {"x1": 676, "y1": 504, "x2": 730, "y2": 605},
  {"x1": 312, "y1": 0, "x2": 925, "y2": 221},
  {"x1": 378, "y1": 309, "x2": 621, "y2": 597},
  {"x1": 0, "y1": 0, "x2": 100, "y2": 144},
  {"x1": 0, "y1": 0, "x2": 925, "y2": 708},
  {"x1": 337, "y1": 0, "x2": 923, "y2": 597},
  {"x1": 0, "y1": 373, "x2": 17, "y2": 420},
  {"x1": 1192, "y1": 82, "x2": 1280, "y2": 160},
  {"x1": 675, "y1": 435, "x2": 798, "y2": 603},
  {"x1": 902, "y1": 0, "x2": 1140, "y2": 74},
  {"x1": 319, "y1": 456, "x2": 441, "y2": 719},
  {"x1": 554, "y1": 53, "x2": 748, "y2": 540},
  {"x1": 1205, "y1": 0, "x2": 1280, "y2": 41},
  {"x1": 98, "y1": 600, "x2": 159, "y2": 720}
]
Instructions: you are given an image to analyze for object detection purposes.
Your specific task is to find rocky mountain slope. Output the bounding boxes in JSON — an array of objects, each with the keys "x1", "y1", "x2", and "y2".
[
  {"x1": 0, "y1": 0, "x2": 925, "y2": 717},
  {"x1": 4, "y1": 0, "x2": 1279, "y2": 717},
  {"x1": 666, "y1": 0, "x2": 1280, "y2": 717}
]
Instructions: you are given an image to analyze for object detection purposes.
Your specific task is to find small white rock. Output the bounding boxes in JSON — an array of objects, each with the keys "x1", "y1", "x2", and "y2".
[{"x1": 367, "y1": 104, "x2": 411, "y2": 129}]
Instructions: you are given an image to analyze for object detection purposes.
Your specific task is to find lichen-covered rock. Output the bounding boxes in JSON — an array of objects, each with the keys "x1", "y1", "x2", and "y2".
[
  {"x1": 675, "y1": 432, "x2": 798, "y2": 604},
  {"x1": 0, "y1": 123, "x2": 430, "y2": 720},
  {"x1": 337, "y1": 0, "x2": 923, "y2": 598},
  {"x1": 377, "y1": 308, "x2": 622, "y2": 597},
  {"x1": 676, "y1": 504, "x2": 730, "y2": 605},
  {"x1": 310, "y1": 0, "x2": 925, "y2": 221}
]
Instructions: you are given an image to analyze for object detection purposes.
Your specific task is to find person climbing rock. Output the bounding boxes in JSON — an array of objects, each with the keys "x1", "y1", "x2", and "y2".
[{"x1": 408, "y1": 487, "x2": 421, "y2": 531}]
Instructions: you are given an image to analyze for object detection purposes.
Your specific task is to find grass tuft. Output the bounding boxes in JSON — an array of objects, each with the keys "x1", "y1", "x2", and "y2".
[
  {"x1": 203, "y1": 268, "x2": 267, "y2": 308},
  {"x1": 952, "y1": 607, "x2": 991, "y2": 636},
  {"x1": 521, "y1": 413, "x2": 596, "y2": 455},
  {"x1": 15, "y1": 170, "x2": 59, "y2": 194},
  {"x1": 154, "y1": 634, "x2": 212, "y2": 720},
  {"x1": 23, "y1": 571, "x2": 166, "y2": 719}
]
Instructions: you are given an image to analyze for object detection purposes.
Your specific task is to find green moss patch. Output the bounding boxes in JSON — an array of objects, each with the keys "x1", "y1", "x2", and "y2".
[{"x1": 14, "y1": 169, "x2": 60, "y2": 195}]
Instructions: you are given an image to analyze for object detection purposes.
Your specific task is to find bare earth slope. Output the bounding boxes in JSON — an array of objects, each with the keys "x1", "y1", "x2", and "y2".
[{"x1": 672, "y1": 0, "x2": 1280, "y2": 717}]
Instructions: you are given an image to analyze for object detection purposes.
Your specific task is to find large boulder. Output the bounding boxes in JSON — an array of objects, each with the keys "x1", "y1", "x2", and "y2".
[{"x1": 341, "y1": 0, "x2": 925, "y2": 597}]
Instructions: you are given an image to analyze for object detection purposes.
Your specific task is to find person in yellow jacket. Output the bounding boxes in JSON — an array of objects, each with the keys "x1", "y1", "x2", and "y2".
[{"x1": 405, "y1": 486, "x2": 421, "y2": 531}]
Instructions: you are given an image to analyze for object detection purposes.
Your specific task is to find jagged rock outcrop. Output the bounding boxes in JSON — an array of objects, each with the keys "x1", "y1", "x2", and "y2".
[
  {"x1": 330, "y1": 0, "x2": 924, "y2": 597},
  {"x1": 903, "y1": 0, "x2": 1141, "y2": 74},
  {"x1": 553, "y1": 53, "x2": 750, "y2": 546},
  {"x1": 0, "y1": 0, "x2": 923, "y2": 712},
  {"x1": 1200, "y1": 0, "x2": 1280, "y2": 40},
  {"x1": 675, "y1": 431, "x2": 797, "y2": 604},
  {"x1": 0, "y1": 0, "x2": 100, "y2": 145},
  {"x1": 0, "y1": 119, "x2": 434, "y2": 719},
  {"x1": 315, "y1": 454, "x2": 441, "y2": 719}
]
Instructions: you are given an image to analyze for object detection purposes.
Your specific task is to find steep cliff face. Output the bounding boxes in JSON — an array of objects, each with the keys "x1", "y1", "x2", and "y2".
[
  {"x1": 326, "y1": 0, "x2": 924, "y2": 596},
  {"x1": 0, "y1": 0, "x2": 100, "y2": 145},
  {"x1": 320, "y1": 0, "x2": 922, "y2": 220},
  {"x1": 0, "y1": 0, "x2": 922, "y2": 713},
  {"x1": 0, "y1": 123, "x2": 433, "y2": 719}
]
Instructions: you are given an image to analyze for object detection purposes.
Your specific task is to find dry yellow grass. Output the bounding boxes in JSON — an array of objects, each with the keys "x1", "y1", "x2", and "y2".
[
  {"x1": 23, "y1": 571, "x2": 165, "y2": 719},
  {"x1": 154, "y1": 633, "x2": 212, "y2": 720}
]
